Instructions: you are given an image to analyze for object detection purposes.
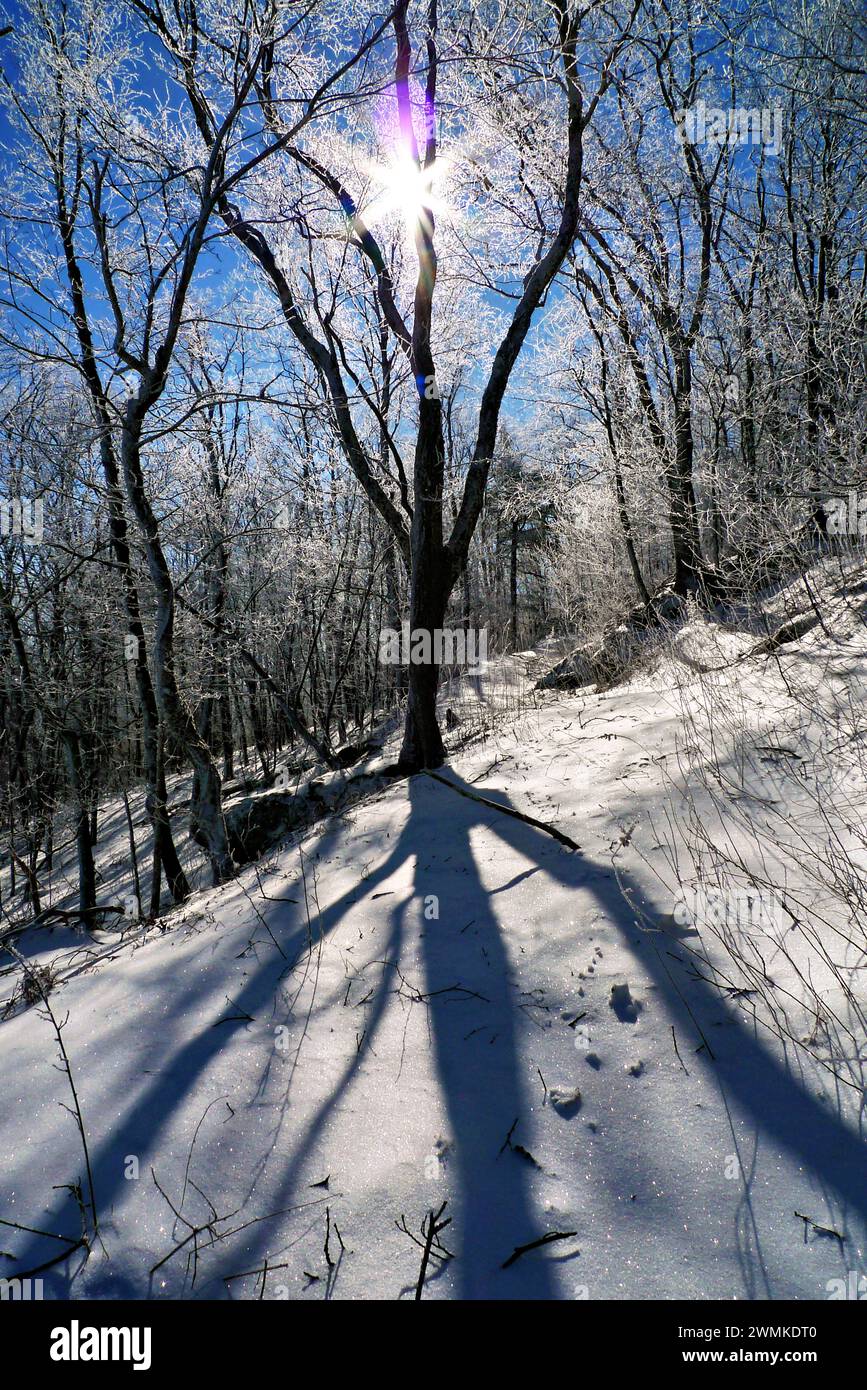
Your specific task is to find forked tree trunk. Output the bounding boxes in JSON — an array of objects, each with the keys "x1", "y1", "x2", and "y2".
[
  {"x1": 54, "y1": 180, "x2": 190, "y2": 908},
  {"x1": 121, "y1": 410, "x2": 234, "y2": 886},
  {"x1": 193, "y1": 0, "x2": 594, "y2": 775}
]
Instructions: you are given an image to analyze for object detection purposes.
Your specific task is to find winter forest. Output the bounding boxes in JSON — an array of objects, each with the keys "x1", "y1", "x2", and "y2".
[{"x1": 0, "y1": 0, "x2": 866, "y2": 1314}]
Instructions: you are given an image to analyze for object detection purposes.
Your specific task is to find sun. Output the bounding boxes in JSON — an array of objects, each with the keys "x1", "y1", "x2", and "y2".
[{"x1": 363, "y1": 153, "x2": 451, "y2": 232}]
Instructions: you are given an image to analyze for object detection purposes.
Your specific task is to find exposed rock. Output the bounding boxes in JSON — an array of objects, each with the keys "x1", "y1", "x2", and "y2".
[
  {"x1": 223, "y1": 790, "x2": 322, "y2": 863},
  {"x1": 334, "y1": 740, "x2": 377, "y2": 768},
  {"x1": 220, "y1": 763, "x2": 404, "y2": 867},
  {"x1": 535, "y1": 586, "x2": 687, "y2": 693}
]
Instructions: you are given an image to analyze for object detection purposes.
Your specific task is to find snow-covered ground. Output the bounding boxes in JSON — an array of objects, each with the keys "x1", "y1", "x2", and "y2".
[{"x1": 2, "y1": 569, "x2": 866, "y2": 1301}]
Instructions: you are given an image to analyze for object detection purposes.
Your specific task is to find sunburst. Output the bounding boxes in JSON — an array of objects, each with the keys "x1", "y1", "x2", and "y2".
[{"x1": 362, "y1": 153, "x2": 451, "y2": 232}]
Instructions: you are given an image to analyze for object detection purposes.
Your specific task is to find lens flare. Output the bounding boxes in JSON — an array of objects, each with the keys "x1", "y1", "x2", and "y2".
[{"x1": 363, "y1": 154, "x2": 451, "y2": 232}]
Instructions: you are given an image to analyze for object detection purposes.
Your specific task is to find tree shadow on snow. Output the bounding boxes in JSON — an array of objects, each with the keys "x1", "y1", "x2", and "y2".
[
  {"x1": 8, "y1": 767, "x2": 867, "y2": 1299},
  {"x1": 213, "y1": 770, "x2": 867, "y2": 1298}
]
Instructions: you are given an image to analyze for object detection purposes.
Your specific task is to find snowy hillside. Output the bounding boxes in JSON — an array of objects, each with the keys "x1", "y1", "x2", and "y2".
[{"x1": 2, "y1": 564, "x2": 866, "y2": 1301}]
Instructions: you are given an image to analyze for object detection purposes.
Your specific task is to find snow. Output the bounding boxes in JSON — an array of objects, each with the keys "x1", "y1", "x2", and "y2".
[{"x1": 1, "y1": 568, "x2": 866, "y2": 1300}]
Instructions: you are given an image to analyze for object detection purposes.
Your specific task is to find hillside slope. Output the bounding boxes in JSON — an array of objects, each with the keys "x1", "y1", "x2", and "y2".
[{"x1": 2, "y1": 568, "x2": 866, "y2": 1301}]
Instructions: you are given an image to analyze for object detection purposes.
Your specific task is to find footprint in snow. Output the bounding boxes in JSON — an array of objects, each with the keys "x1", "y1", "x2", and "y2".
[
  {"x1": 549, "y1": 1086, "x2": 582, "y2": 1118},
  {"x1": 609, "y1": 981, "x2": 641, "y2": 1023}
]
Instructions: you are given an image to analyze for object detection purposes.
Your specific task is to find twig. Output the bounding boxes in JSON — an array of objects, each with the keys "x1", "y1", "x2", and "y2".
[
  {"x1": 224, "y1": 1261, "x2": 290, "y2": 1284},
  {"x1": 324, "y1": 1208, "x2": 333, "y2": 1269},
  {"x1": 0, "y1": 1217, "x2": 79, "y2": 1244},
  {"x1": 212, "y1": 995, "x2": 255, "y2": 1026},
  {"x1": 3, "y1": 941, "x2": 99, "y2": 1243},
  {"x1": 9, "y1": 1238, "x2": 88, "y2": 1279},
  {"x1": 396, "y1": 1201, "x2": 453, "y2": 1299},
  {"x1": 794, "y1": 1211, "x2": 846, "y2": 1245},
  {"x1": 501, "y1": 1230, "x2": 578, "y2": 1269},
  {"x1": 498, "y1": 1117, "x2": 519, "y2": 1155},
  {"x1": 670, "y1": 1024, "x2": 689, "y2": 1075}
]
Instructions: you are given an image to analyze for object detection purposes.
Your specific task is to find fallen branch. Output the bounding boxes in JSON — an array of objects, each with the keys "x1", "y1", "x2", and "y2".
[
  {"x1": 501, "y1": 1229, "x2": 578, "y2": 1269},
  {"x1": 422, "y1": 771, "x2": 580, "y2": 851},
  {"x1": 1, "y1": 904, "x2": 127, "y2": 943},
  {"x1": 676, "y1": 610, "x2": 823, "y2": 676}
]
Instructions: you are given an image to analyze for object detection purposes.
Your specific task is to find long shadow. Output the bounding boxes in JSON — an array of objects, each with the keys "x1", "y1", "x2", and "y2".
[
  {"x1": 205, "y1": 773, "x2": 559, "y2": 1297},
  {"x1": 4, "y1": 811, "x2": 378, "y2": 1292},
  {"x1": 405, "y1": 774, "x2": 560, "y2": 1296},
  {"x1": 209, "y1": 770, "x2": 867, "y2": 1297},
  {"x1": 11, "y1": 783, "x2": 547, "y2": 1301},
  {"x1": 9, "y1": 765, "x2": 867, "y2": 1297}
]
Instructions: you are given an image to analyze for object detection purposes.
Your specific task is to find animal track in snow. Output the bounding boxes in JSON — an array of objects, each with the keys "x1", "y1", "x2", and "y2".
[
  {"x1": 550, "y1": 1085, "x2": 582, "y2": 1118},
  {"x1": 609, "y1": 980, "x2": 641, "y2": 1023}
]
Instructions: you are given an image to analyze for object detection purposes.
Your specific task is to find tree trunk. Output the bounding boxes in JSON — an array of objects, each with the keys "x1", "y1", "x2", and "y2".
[
  {"x1": 53, "y1": 168, "x2": 189, "y2": 905},
  {"x1": 509, "y1": 518, "x2": 520, "y2": 650},
  {"x1": 122, "y1": 791, "x2": 143, "y2": 920},
  {"x1": 612, "y1": 463, "x2": 651, "y2": 605},
  {"x1": 668, "y1": 351, "x2": 705, "y2": 594},
  {"x1": 397, "y1": 365, "x2": 449, "y2": 771},
  {"x1": 398, "y1": 578, "x2": 449, "y2": 771},
  {"x1": 121, "y1": 408, "x2": 234, "y2": 885},
  {"x1": 62, "y1": 730, "x2": 97, "y2": 920}
]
